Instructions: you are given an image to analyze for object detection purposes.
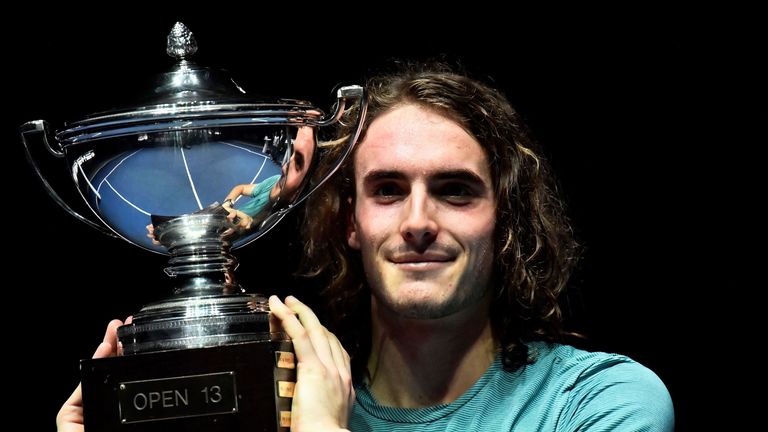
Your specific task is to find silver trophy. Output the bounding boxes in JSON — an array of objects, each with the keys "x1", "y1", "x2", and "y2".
[{"x1": 20, "y1": 22, "x2": 366, "y2": 432}]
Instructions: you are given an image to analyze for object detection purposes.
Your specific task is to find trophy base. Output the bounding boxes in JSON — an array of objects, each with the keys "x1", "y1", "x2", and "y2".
[
  {"x1": 118, "y1": 293, "x2": 272, "y2": 354},
  {"x1": 81, "y1": 339, "x2": 295, "y2": 432}
]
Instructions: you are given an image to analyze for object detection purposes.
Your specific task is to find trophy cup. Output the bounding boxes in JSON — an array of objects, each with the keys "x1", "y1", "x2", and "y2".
[{"x1": 20, "y1": 23, "x2": 366, "y2": 432}]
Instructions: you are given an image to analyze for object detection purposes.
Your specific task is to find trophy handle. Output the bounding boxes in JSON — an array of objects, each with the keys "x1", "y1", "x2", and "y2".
[
  {"x1": 247, "y1": 85, "x2": 367, "y2": 240},
  {"x1": 290, "y1": 84, "x2": 368, "y2": 209},
  {"x1": 315, "y1": 85, "x2": 365, "y2": 127},
  {"x1": 20, "y1": 120, "x2": 119, "y2": 238}
]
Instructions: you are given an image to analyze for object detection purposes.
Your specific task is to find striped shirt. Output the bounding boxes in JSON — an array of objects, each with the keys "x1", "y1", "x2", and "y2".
[{"x1": 350, "y1": 342, "x2": 673, "y2": 431}]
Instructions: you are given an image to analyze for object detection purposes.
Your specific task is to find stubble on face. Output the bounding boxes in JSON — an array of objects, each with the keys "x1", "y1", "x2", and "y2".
[
  {"x1": 348, "y1": 104, "x2": 497, "y2": 321},
  {"x1": 368, "y1": 238, "x2": 495, "y2": 320}
]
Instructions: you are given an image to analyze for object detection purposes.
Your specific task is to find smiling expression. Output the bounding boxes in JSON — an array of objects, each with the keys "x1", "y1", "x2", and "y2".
[{"x1": 347, "y1": 104, "x2": 497, "y2": 319}]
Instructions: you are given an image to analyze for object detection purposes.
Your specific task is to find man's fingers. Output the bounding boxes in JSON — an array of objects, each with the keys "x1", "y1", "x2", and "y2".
[
  {"x1": 103, "y1": 319, "x2": 123, "y2": 343},
  {"x1": 284, "y1": 296, "x2": 335, "y2": 367},
  {"x1": 269, "y1": 309, "x2": 284, "y2": 334},
  {"x1": 92, "y1": 342, "x2": 114, "y2": 359},
  {"x1": 328, "y1": 332, "x2": 351, "y2": 376},
  {"x1": 284, "y1": 296, "x2": 320, "y2": 327},
  {"x1": 267, "y1": 296, "x2": 354, "y2": 430},
  {"x1": 64, "y1": 383, "x2": 83, "y2": 407},
  {"x1": 238, "y1": 212, "x2": 253, "y2": 229},
  {"x1": 226, "y1": 210, "x2": 252, "y2": 230},
  {"x1": 96, "y1": 319, "x2": 124, "y2": 358},
  {"x1": 268, "y1": 296, "x2": 319, "y2": 365},
  {"x1": 327, "y1": 330, "x2": 353, "y2": 406},
  {"x1": 146, "y1": 224, "x2": 160, "y2": 244}
]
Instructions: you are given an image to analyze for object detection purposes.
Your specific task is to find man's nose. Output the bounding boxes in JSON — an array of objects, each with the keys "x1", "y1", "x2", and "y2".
[{"x1": 400, "y1": 189, "x2": 438, "y2": 249}]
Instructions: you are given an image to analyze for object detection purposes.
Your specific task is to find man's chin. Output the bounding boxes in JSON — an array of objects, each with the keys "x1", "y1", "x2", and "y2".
[{"x1": 383, "y1": 297, "x2": 461, "y2": 320}]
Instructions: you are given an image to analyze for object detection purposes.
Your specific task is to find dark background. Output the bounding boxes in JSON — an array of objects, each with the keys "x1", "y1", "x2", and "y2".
[{"x1": 6, "y1": 8, "x2": 761, "y2": 431}]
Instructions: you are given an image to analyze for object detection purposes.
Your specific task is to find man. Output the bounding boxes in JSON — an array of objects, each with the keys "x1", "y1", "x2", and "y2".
[
  {"x1": 221, "y1": 125, "x2": 317, "y2": 230},
  {"x1": 58, "y1": 65, "x2": 674, "y2": 431},
  {"x1": 270, "y1": 64, "x2": 674, "y2": 431}
]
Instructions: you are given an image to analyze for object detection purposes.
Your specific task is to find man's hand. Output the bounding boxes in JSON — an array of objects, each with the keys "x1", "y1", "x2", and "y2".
[
  {"x1": 269, "y1": 296, "x2": 353, "y2": 432},
  {"x1": 56, "y1": 318, "x2": 127, "y2": 432},
  {"x1": 225, "y1": 208, "x2": 254, "y2": 230},
  {"x1": 145, "y1": 224, "x2": 161, "y2": 245}
]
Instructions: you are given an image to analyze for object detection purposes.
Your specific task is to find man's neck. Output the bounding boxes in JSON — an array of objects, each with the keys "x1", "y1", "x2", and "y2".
[{"x1": 365, "y1": 296, "x2": 497, "y2": 408}]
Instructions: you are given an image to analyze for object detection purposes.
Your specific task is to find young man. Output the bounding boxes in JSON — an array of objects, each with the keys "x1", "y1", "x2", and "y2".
[
  {"x1": 57, "y1": 65, "x2": 674, "y2": 431},
  {"x1": 269, "y1": 65, "x2": 674, "y2": 431}
]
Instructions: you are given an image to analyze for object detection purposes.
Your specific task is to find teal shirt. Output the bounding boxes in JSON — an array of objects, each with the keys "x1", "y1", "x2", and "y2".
[
  {"x1": 350, "y1": 342, "x2": 673, "y2": 431},
  {"x1": 238, "y1": 174, "x2": 281, "y2": 216}
]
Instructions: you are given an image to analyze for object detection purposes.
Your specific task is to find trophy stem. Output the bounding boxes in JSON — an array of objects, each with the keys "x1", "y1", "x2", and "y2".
[
  {"x1": 117, "y1": 212, "x2": 273, "y2": 355},
  {"x1": 165, "y1": 239, "x2": 241, "y2": 296}
]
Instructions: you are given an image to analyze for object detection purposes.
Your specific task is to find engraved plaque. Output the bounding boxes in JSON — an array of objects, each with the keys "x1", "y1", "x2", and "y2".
[{"x1": 118, "y1": 372, "x2": 238, "y2": 423}]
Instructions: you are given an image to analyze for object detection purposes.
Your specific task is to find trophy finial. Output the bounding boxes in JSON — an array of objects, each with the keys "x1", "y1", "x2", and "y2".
[{"x1": 166, "y1": 22, "x2": 198, "y2": 60}]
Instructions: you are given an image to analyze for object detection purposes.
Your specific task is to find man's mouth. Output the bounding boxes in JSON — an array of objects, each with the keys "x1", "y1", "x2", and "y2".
[{"x1": 390, "y1": 253, "x2": 454, "y2": 270}]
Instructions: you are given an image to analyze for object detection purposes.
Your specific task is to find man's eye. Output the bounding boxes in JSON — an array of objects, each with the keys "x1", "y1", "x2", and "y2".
[
  {"x1": 437, "y1": 183, "x2": 478, "y2": 205},
  {"x1": 440, "y1": 183, "x2": 473, "y2": 197},
  {"x1": 293, "y1": 152, "x2": 304, "y2": 171},
  {"x1": 374, "y1": 184, "x2": 401, "y2": 197}
]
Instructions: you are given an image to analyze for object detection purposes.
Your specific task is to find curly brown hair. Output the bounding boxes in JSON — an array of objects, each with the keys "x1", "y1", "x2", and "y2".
[{"x1": 303, "y1": 63, "x2": 580, "y2": 378}]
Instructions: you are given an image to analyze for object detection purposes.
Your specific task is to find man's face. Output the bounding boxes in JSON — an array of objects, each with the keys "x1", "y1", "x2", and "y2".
[
  {"x1": 271, "y1": 126, "x2": 315, "y2": 201},
  {"x1": 347, "y1": 104, "x2": 496, "y2": 319}
]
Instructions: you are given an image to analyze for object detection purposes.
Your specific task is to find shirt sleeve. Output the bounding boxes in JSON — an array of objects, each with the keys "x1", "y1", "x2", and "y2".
[
  {"x1": 239, "y1": 174, "x2": 281, "y2": 216},
  {"x1": 559, "y1": 358, "x2": 674, "y2": 432}
]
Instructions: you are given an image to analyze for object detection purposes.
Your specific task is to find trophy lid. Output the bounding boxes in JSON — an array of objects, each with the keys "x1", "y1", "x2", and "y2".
[{"x1": 57, "y1": 22, "x2": 321, "y2": 146}]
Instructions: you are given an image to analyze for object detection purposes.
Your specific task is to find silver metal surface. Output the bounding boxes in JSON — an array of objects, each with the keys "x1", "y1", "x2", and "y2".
[{"x1": 21, "y1": 22, "x2": 366, "y2": 355}]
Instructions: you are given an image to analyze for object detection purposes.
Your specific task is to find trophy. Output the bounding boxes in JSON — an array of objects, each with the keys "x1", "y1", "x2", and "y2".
[{"x1": 20, "y1": 23, "x2": 366, "y2": 432}]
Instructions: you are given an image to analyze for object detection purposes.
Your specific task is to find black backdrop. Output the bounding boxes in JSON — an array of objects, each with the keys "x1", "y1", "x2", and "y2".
[{"x1": 6, "y1": 9, "x2": 760, "y2": 431}]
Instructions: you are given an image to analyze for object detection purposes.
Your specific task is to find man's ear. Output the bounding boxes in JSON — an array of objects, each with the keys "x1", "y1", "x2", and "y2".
[{"x1": 346, "y1": 197, "x2": 360, "y2": 250}]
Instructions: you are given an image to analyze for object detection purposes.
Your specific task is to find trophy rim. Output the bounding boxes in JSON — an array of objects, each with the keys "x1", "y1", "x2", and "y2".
[{"x1": 56, "y1": 104, "x2": 323, "y2": 146}]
